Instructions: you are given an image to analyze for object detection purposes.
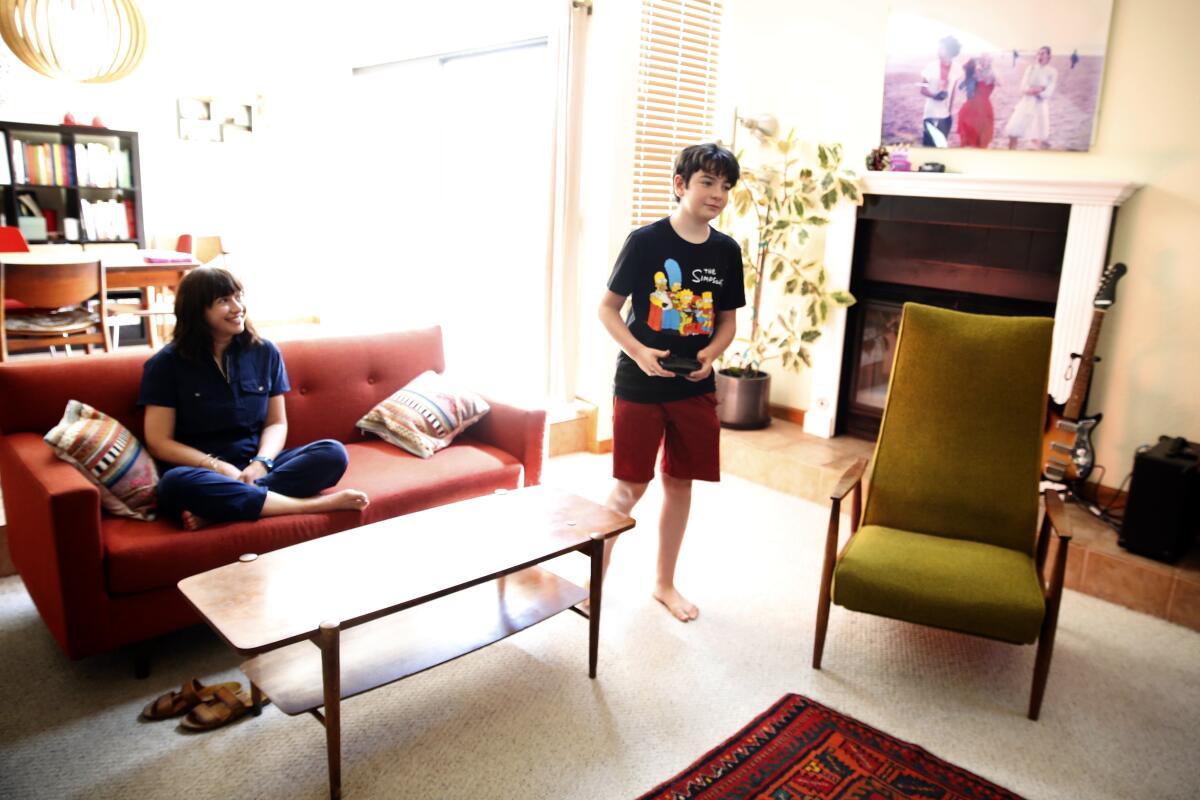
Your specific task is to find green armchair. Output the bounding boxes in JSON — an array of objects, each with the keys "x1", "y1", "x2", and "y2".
[{"x1": 812, "y1": 303, "x2": 1073, "y2": 720}]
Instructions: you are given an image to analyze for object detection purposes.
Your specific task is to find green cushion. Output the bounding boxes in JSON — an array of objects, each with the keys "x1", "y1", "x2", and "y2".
[
  {"x1": 832, "y1": 525, "x2": 1045, "y2": 644},
  {"x1": 863, "y1": 304, "x2": 1053, "y2": 555}
]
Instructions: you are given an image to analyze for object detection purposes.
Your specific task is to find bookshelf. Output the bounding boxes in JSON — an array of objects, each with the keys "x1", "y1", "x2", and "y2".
[{"x1": 0, "y1": 120, "x2": 145, "y2": 248}]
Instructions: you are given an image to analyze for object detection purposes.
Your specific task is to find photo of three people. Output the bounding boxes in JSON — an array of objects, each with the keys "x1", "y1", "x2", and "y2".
[{"x1": 880, "y1": 0, "x2": 1113, "y2": 152}]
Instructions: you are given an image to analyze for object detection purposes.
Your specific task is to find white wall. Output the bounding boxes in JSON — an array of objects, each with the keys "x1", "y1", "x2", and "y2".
[
  {"x1": 0, "y1": 0, "x2": 355, "y2": 323},
  {"x1": 720, "y1": 0, "x2": 1200, "y2": 488}
]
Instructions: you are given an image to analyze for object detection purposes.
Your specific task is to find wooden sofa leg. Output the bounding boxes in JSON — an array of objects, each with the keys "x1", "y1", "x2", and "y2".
[{"x1": 132, "y1": 642, "x2": 152, "y2": 679}]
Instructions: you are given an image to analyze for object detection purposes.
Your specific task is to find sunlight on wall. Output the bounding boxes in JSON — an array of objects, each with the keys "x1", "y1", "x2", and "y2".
[
  {"x1": 0, "y1": 1, "x2": 353, "y2": 325},
  {"x1": 338, "y1": 21, "x2": 555, "y2": 401}
]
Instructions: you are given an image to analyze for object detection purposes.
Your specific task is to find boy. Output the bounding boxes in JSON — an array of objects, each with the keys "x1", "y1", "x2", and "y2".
[{"x1": 597, "y1": 142, "x2": 744, "y2": 622}]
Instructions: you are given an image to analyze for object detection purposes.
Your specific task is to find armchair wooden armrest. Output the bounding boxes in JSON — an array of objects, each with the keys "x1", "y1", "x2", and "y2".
[
  {"x1": 831, "y1": 457, "x2": 869, "y2": 502},
  {"x1": 1044, "y1": 489, "x2": 1073, "y2": 540},
  {"x1": 831, "y1": 457, "x2": 868, "y2": 534},
  {"x1": 1036, "y1": 488, "x2": 1073, "y2": 573}
]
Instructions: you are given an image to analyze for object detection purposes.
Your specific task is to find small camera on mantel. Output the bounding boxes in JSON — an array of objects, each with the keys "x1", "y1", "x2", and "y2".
[{"x1": 917, "y1": 163, "x2": 946, "y2": 173}]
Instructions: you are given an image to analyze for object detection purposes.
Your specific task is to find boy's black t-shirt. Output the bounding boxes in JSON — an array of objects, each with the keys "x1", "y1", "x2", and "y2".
[{"x1": 607, "y1": 217, "x2": 746, "y2": 403}]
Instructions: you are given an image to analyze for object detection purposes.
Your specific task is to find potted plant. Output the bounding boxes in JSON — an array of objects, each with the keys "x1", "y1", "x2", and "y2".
[{"x1": 715, "y1": 128, "x2": 861, "y2": 429}]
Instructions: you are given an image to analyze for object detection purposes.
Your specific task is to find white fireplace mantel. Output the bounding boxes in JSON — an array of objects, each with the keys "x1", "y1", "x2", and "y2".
[{"x1": 803, "y1": 172, "x2": 1142, "y2": 439}]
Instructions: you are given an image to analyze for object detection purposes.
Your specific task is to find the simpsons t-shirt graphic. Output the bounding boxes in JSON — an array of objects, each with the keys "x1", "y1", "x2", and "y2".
[
  {"x1": 607, "y1": 217, "x2": 745, "y2": 403},
  {"x1": 647, "y1": 258, "x2": 716, "y2": 337}
]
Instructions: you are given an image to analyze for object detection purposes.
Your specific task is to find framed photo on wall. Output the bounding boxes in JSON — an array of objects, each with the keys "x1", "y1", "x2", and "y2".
[{"x1": 880, "y1": 0, "x2": 1114, "y2": 151}]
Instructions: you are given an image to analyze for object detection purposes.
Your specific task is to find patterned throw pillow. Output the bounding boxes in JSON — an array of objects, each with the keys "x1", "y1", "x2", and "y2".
[
  {"x1": 44, "y1": 400, "x2": 159, "y2": 520},
  {"x1": 356, "y1": 370, "x2": 490, "y2": 459}
]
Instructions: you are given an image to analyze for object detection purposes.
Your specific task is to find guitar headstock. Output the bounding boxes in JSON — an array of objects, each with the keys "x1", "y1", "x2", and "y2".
[{"x1": 1094, "y1": 262, "x2": 1127, "y2": 308}]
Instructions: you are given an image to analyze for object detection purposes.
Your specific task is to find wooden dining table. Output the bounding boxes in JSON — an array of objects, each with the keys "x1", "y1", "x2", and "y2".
[{"x1": 0, "y1": 249, "x2": 202, "y2": 347}]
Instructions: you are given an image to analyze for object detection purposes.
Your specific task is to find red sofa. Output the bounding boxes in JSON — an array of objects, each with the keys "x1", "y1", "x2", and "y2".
[{"x1": 0, "y1": 328, "x2": 545, "y2": 660}]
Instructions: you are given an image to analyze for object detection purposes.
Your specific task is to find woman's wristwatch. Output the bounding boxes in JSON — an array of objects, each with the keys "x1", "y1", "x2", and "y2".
[{"x1": 251, "y1": 455, "x2": 275, "y2": 472}]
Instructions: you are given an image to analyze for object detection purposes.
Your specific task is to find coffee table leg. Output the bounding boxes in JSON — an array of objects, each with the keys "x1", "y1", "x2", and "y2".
[
  {"x1": 589, "y1": 534, "x2": 604, "y2": 679},
  {"x1": 319, "y1": 621, "x2": 342, "y2": 800}
]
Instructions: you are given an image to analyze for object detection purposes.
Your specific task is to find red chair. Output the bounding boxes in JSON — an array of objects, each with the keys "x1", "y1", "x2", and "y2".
[
  {"x1": 0, "y1": 226, "x2": 30, "y2": 252},
  {"x1": 1, "y1": 226, "x2": 32, "y2": 313}
]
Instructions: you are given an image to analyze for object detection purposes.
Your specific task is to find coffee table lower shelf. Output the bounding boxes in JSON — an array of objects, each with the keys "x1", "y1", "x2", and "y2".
[{"x1": 241, "y1": 565, "x2": 587, "y2": 715}]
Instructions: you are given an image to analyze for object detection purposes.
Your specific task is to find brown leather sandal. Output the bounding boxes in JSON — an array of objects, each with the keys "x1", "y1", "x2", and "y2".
[
  {"x1": 180, "y1": 685, "x2": 265, "y2": 732},
  {"x1": 140, "y1": 679, "x2": 243, "y2": 721}
]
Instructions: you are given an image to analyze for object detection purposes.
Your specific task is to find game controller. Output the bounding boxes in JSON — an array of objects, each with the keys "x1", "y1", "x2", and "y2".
[{"x1": 658, "y1": 354, "x2": 702, "y2": 375}]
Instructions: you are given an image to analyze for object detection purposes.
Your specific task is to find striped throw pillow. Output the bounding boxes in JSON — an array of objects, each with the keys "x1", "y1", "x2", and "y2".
[
  {"x1": 356, "y1": 370, "x2": 490, "y2": 459},
  {"x1": 44, "y1": 400, "x2": 159, "y2": 520}
]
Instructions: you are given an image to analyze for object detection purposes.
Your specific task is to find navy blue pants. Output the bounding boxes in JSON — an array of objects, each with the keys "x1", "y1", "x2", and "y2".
[{"x1": 156, "y1": 439, "x2": 349, "y2": 523}]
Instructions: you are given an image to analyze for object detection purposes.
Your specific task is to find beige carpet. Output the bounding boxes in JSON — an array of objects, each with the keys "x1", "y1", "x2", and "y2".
[{"x1": 1, "y1": 452, "x2": 1198, "y2": 800}]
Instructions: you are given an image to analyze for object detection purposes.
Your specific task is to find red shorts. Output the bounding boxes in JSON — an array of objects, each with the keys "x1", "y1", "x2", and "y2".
[{"x1": 612, "y1": 393, "x2": 721, "y2": 483}]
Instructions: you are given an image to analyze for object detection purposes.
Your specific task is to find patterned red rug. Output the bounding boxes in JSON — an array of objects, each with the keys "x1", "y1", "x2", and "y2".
[{"x1": 637, "y1": 694, "x2": 1024, "y2": 799}]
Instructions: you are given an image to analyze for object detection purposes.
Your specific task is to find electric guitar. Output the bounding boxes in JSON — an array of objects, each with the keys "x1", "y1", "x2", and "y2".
[{"x1": 1041, "y1": 262, "x2": 1127, "y2": 483}]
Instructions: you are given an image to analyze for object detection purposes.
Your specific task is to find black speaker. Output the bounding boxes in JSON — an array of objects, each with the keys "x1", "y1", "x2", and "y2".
[{"x1": 1118, "y1": 436, "x2": 1200, "y2": 563}]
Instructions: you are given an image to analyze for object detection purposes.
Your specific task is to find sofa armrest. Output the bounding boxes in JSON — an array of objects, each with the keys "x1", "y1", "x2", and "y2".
[
  {"x1": 466, "y1": 397, "x2": 547, "y2": 487},
  {"x1": 0, "y1": 433, "x2": 109, "y2": 659}
]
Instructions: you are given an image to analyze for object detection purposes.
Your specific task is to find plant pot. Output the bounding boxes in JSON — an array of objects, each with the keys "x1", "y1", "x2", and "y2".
[{"x1": 715, "y1": 369, "x2": 771, "y2": 429}]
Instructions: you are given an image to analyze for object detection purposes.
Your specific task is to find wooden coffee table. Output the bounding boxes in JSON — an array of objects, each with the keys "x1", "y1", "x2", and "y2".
[{"x1": 178, "y1": 486, "x2": 634, "y2": 799}]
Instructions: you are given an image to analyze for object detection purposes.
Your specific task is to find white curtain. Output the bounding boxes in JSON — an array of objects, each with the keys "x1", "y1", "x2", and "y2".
[
  {"x1": 544, "y1": 0, "x2": 591, "y2": 405},
  {"x1": 342, "y1": 1, "x2": 591, "y2": 403}
]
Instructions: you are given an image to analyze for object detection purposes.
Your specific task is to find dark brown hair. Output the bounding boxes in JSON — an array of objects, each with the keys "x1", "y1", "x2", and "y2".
[
  {"x1": 171, "y1": 266, "x2": 260, "y2": 361},
  {"x1": 673, "y1": 142, "x2": 740, "y2": 203}
]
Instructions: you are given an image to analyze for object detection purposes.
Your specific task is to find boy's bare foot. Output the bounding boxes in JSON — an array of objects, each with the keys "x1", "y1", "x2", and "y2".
[
  {"x1": 318, "y1": 490, "x2": 370, "y2": 512},
  {"x1": 653, "y1": 584, "x2": 698, "y2": 622},
  {"x1": 180, "y1": 510, "x2": 209, "y2": 531}
]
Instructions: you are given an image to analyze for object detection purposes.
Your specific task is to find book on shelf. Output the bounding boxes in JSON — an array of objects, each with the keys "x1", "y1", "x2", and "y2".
[
  {"x1": 7, "y1": 137, "x2": 131, "y2": 188},
  {"x1": 79, "y1": 197, "x2": 132, "y2": 241},
  {"x1": 17, "y1": 191, "x2": 43, "y2": 216},
  {"x1": 8, "y1": 134, "x2": 23, "y2": 183},
  {"x1": 0, "y1": 131, "x2": 9, "y2": 184}
]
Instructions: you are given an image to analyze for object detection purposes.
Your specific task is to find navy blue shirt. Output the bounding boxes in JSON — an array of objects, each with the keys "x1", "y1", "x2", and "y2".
[{"x1": 138, "y1": 338, "x2": 290, "y2": 468}]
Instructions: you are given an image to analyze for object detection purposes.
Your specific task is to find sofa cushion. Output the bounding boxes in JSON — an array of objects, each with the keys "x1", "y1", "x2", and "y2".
[
  {"x1": 44, "y1": 400, "x2": 158, "y2": 520},
  {"x1": 356, "y1": 370, "x2": 489, "y2": 458},
  {"x1": 104, "y1": 439, "x2": 523, "y2": 595}
]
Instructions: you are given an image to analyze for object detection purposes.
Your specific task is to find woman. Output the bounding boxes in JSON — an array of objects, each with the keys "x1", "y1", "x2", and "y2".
[
  {"x1": 957, "y1": 54, "x2": 997, "y2": 148},
  {"x1": 1004, "y1": 46, "x2": 1058, "y2": 149},
  {"x1": 140, "y1": 267, "x2": 369, "y2": 530}
]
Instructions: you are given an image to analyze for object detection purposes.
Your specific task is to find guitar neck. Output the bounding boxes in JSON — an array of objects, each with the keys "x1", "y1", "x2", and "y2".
[{"x1": 1064, "y1": 308, "x2": 1106, "y2": 420}]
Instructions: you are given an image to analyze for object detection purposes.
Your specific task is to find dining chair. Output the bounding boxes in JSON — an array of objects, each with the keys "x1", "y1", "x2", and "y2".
[
  {"x1": 104, "y1": 237, "x2": 185, "y2": 348},
  {"x1": 0, "y1": 260, "x2": 112, "y2": 362},
  {"x1": 0, "y1": 226, "x2": 30, "y2": 253}
]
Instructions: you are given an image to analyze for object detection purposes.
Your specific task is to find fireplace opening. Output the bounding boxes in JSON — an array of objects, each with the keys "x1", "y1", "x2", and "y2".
[{"x1": 837, "y1": 194, "x2": 1068, "y2": 439}]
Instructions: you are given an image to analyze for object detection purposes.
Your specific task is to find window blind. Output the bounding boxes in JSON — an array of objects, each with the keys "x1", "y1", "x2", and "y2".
[{"x1": 631, "y1": 0, "x2": 722, "y2": 228}]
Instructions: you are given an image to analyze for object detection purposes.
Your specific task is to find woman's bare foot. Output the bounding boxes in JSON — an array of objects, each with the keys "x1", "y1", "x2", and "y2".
[
  {"x1": 653, "y1": 584, "x2": 698, "y2": 622},
  {"x1": 317, "y1": 489, "x2": 370, "y2": 513},
  {"x1": 180, "y1": 510, "x2": 209, "y2": 531}
]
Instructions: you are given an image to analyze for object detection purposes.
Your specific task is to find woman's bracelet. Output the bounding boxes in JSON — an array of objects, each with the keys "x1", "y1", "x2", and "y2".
[{"x1": 201, "y1": 453, "x2": 218, "y2": 471}]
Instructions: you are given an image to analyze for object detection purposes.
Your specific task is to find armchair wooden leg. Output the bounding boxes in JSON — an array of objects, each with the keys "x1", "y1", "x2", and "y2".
[
  {"x1": 812, "y1": 498, "x2": 841, "y2": 670},
  {"x1": 1029, "y1": 531, "x2": 1071, "y2": 720},
  {"x1": 1028, "y1": 607, "x2": 1059, "y2": 720}
]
